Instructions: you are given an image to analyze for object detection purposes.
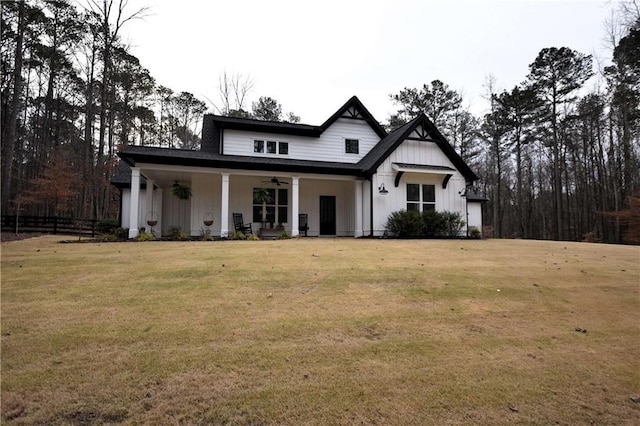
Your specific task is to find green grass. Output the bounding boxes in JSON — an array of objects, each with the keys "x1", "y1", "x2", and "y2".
[{"x1": 2, "y1": 236, "x2": 639, "y2": 424}]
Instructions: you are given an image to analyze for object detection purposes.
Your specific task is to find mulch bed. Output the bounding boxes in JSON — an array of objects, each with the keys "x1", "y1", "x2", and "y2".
[{"x1": 1, "y1": 232, "x2": 47, "y2": 242}]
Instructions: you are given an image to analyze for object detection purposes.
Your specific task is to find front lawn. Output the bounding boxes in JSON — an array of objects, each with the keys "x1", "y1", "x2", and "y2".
[{"x1": 2, "y1": 236, "x2": 639, "y2": 424}]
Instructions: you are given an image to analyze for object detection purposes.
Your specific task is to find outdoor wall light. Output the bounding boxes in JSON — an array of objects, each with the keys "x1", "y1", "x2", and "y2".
[{"x1": 378, "y1": 183, "x2": 389, "y2": 195}]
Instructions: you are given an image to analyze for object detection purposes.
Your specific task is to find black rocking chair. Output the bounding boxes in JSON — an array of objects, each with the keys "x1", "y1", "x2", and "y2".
[
  {"x1": 299, "y1": 213, "x2": 309, "y2": 237},
  {"x1": 233, "y1": 213, "x2": 253, "y2": 236}
]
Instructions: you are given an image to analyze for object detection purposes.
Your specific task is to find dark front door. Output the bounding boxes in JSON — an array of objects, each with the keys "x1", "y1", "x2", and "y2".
[{"x1": 319, "y1": 196, "x2": 336, "y2": 236}]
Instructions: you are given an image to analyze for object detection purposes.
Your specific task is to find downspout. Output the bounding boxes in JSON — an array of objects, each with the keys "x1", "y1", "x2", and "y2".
[
  {"x1": 369, "y1": 176, "x2": 374, "y2": 237},
  {"x1": 118, "y1": 187, "x2": 123, "y2": 226},
  {"x1": 464, "y1": 183, "x2": 469, "y2": 237}
]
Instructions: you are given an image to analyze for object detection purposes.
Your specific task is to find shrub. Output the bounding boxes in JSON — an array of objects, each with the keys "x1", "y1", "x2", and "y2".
[
  {"x1": 384, "y1": 210, "x2": 423, "y2": 238},
  {"x1": 246, "y1": 234, "x2": 260, "y2": 241},
  {"x1": 276, "y1": 230, "x2": 292, "y2": 240},
  {"x1": 168, "y1": 226, "x2": 189, "y2": 240},
  {"x1": 422, "y1": 210, "x2": 445, "y2": 237},
  {"x1": 386, "y1": 210, "x2": 467, "y2": 238},
  {"x1": 101, "y1": 227, "x2": 129, "y2": 241},
  {"x1": 200, "y1": 228, "x2": 214, "y2": 241},
  {"x1": 439, "y1": 211, "x2": 465, "y2": 237},
  {"x1": 95, "y1": 219, "x2": 120, "y2": 235},
  {"x1": 134, "y1": 230, "x2": 155, "y2": 241},
  {"x1": 227, "y1": 231, "x2": 247, "y2": 240},
  {"x1": 469, "y1": 226, "x2": 482, "y2": 239}
]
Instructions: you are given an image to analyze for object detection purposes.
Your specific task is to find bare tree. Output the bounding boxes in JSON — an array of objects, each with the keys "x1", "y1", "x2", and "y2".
[{"x1": 209, "y1": 71, "x2": 254, "y2": 116}]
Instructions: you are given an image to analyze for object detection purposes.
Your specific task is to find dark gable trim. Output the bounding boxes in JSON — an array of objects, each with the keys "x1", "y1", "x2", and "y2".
[
  {"x1": 360, "y1": 114, "x2": 478, "y2": 183},
  {"x1": 318, "y1": 96, "x2": 387, "y2": 138}
]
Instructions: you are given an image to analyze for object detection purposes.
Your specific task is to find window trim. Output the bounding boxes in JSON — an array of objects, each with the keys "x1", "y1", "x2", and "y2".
[
  {"x1": 407, "y1": 183, "x2": 436, "y2": 212},
  {"x1": 253, "y1": 139, "x2": 289, "y2": 156},
  {"x1": 345, "y1": 138, "x2": 359, "y2": 154},
  {"x1": 253, "y1": 187, "x2": 288, "y2": 224}
]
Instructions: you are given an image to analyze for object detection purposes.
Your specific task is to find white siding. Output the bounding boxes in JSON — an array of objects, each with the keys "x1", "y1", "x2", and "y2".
[
  {"x1": 370, "y1": 139, "x2": 468, "y2": 236},
  {"x1": 222, "y1": 118, "x2": 380, "y2": 163},
  {"x1": 121, "y1": 187, "x2": 163, "y2": 236},
  {"x1": 162, "y1": 189, "x2": 190, "y2": 236},
  {"x1": 190, "y1": 173, "x2": 219, "y2": 236},
  {"x1": 298, "y1": 179, "x2": 355, "y2": 236},
  {"x1": 468, "y1": 203, "x2": 483, "y2": 235}
]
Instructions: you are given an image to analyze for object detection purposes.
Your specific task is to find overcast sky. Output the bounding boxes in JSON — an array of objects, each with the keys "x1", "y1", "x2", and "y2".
[{"x1": 119, "y1": 0, "x2": 614, "y2": 125}]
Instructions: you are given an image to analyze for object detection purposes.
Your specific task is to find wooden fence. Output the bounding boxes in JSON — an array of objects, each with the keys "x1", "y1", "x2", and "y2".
[{"x1": 1, "y1": 215, "x2": 97, "y2": 237}]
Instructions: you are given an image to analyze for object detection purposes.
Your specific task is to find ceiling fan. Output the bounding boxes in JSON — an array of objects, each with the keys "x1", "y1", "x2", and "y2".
[{"x1": 261, "y1": 177, "x2": 289, "y2": 186}]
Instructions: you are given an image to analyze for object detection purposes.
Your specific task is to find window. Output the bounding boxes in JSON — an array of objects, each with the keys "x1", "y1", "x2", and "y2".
[
  {"x1": 253, "y1": 187, "x2": 288, "y2": 224},
  {"x1": 345, "y1": 138, "x2": 359, "y2": 154},
  {"x1": 279, "y1": 142, "x2": 288, "y2": 155},
  {"x1": 254, "y1": 139, "x2": 288, "y2": 155},
  {"x1": 407, "y1": 183, "x2": 436, "y2": 212}
]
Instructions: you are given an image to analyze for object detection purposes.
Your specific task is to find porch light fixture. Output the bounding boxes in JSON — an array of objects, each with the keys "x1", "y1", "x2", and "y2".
[{"x1": 378, "y1": 183, "x2": 389, "y2": 195}]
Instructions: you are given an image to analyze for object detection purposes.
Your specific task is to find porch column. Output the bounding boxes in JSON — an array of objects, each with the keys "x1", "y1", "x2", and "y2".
[
  {"x1": 145, "y1": 179, "x2": 155, "y2": 236},
  {"x1": 128, "y1": 167, "x2": 141, "y2": 238},
  {"x1": 354, "y1": 179, "x2": 363, "y2": 238},
  {"x1": 291, "y1": 176, "x2": 299, "y2": 237},
  {"x1": 220, "y1": 173, "x2": 230, "y2": 237}
]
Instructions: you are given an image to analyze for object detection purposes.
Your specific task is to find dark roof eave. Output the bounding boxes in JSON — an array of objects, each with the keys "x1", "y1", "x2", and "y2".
[
  {"x1": 206, "y1": 114, "x2": 321, "y2": 137},
  {"x1": 117, "y1": 150, "x2": 366, "y2": 178}
]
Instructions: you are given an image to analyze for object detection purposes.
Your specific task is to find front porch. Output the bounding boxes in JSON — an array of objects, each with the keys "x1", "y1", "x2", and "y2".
[{"x1": 123, "y1": 165, "x2": 372, "y2": 239}]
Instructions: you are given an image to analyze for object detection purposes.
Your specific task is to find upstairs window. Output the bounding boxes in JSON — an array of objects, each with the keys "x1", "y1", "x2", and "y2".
[
  {"x1": 345, "y1": 138, "x2": 359, "y2": 154},
  {"x1": 279, "y1": 142, "x2": 288, "y2": 155},
  {"x1": 407, "y1": 183, "x2": 436, "y2": 212},
  {"x1": 254, "y1": 139, "x2": 288, "y2": 155}
]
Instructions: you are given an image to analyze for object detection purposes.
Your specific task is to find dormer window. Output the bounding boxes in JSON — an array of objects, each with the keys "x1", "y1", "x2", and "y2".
[{"x1": 345, "y1": 138, "x2": 359, "y2": 154}]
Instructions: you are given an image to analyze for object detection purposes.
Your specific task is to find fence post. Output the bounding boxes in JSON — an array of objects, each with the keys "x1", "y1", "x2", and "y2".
[{"x1": 53, "y1": 216, "x2": 58, "y2": 234}]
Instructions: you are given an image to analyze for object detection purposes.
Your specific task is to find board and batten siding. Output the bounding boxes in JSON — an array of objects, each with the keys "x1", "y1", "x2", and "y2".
[
  {"x1": 370, "y1": 138, "x2": 467, "y2": 236},
  {"x1": 189, "y1": 173, "x2": 219, "y2": 236},
  {"x1": 121, "y1": 187, "x2": 163, "y2": 236},
  {"x1": 222, "y1": 118, "x2": 380, "y2": 164},
  {"x1": 298, "y1": 178, "x2": 356, "y2": 237},
  {"x1": 467, "y1": 203, "x2": 482, "y2": 235}
]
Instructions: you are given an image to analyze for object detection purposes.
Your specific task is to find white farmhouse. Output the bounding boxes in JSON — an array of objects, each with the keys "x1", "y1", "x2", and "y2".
[{"x1": 113, "y1": 96, "x2": 485, "y2": 238}]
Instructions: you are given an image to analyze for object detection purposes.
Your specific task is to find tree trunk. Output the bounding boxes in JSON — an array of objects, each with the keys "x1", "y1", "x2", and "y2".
[{"x1": 1, "y1": 1, "x2": 25, "y2": 214}]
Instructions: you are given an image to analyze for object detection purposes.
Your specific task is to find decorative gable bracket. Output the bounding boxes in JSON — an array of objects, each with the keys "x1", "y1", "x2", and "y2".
[{"x1": 392, "y1": 163, "x2": 456, "y2": 189}]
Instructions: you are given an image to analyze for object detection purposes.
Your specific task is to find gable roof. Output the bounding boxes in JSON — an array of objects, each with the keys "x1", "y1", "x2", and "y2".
[
  {"x1": 318, "y1": 96, "x2": 387, "y2": 138},
  {"x1": 358, "y1": 113, "x2": 478, "y2": 182},
  {"x1": 116, "y1": 98, "x2": 478, "y2": 184},
  {"x1": 204, "y1": 95, "x2": 386, "y2": 139}
]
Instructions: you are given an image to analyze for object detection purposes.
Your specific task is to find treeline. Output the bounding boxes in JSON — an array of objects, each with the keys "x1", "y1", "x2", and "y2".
[
  {"x1": 388, "y1": 17, "x2": 639, "y2": 243},
  {"x1": 1, "y1": 0, "x2": 208, "y2": 220},
  {"x1": 2, "y1": 1, "x2": 638, "y2": 243}
]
